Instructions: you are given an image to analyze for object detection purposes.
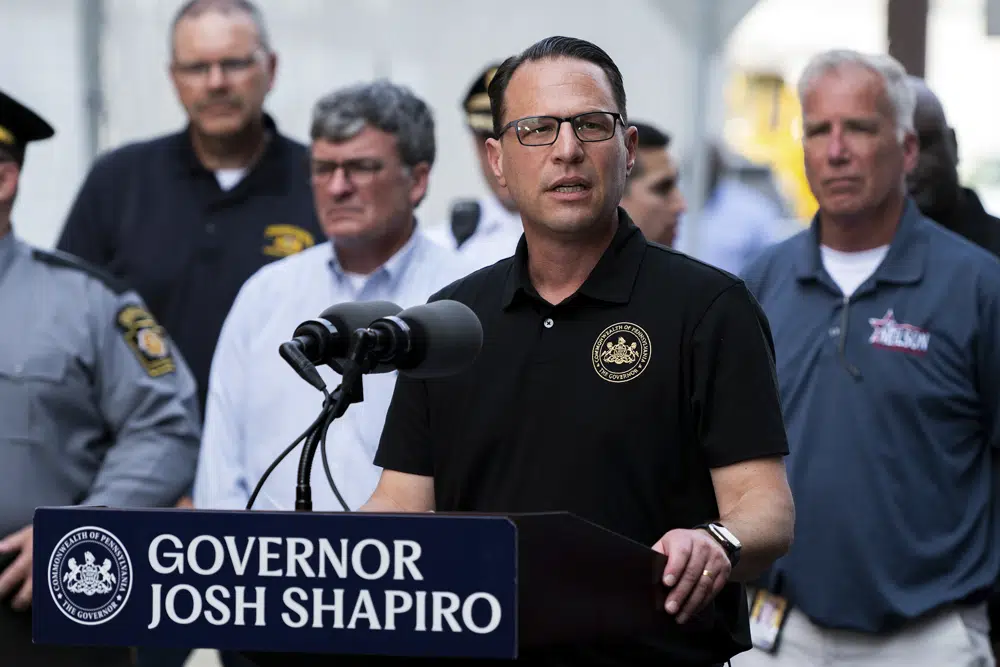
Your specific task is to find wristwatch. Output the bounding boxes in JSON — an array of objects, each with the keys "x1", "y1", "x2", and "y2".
[{"x1": 695, "y1": 522, "x2": 742, "y2": 567}]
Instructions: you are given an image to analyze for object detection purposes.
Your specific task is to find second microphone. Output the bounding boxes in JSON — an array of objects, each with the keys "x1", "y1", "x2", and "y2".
[{"x1": 281, "y1": 299, "x2": 483, "y2": 380}]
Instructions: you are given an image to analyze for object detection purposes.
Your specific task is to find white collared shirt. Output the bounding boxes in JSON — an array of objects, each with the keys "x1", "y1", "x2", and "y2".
[
  {"x1": 428, "y1": 193, "x2": 523, "y2": 269},
  {"x1": 192, "y1": 231, "x2": 472, "y2": 512}
]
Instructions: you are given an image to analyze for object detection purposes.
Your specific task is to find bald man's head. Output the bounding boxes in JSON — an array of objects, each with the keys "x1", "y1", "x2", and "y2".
[{"x1": 906, "y1": 76, "x2": 960, "y2": 221}]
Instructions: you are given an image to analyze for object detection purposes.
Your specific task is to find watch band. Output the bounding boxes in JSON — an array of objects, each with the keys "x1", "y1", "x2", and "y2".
[{"x1": 694, "y1": 522, "x2": 740, "y2": 567}]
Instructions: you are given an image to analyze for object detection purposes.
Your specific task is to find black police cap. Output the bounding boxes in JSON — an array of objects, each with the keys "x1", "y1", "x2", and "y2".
[
  {"x1": 463, "y1": 64, "x2": 501, "y2": 135},
  {"x1": 0, "y1": 89, "x2": 55, "y2": 162}
]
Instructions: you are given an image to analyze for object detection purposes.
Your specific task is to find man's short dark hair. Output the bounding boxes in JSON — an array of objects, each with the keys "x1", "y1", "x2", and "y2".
[
  {"x1": 170, "y1": 0, "x2": 271, "y2": 55},
  {"x1": 631, "y1": 121, "x2": 670, "y2": 149},
  {"x1": 628, "y1": 121, "x2": 671, "y2": 182},
  {"x1": 487, "y1": 36, "x2": 627, "y2": 137}
]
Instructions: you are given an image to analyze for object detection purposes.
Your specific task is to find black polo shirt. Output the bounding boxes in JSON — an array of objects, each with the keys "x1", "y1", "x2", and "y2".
[
  {"x1": 374, "y1": 210, "x2": 789, "y2": 667},
  {"x1": 55, "y1": 115, "x2": 323, "y2": 415}
]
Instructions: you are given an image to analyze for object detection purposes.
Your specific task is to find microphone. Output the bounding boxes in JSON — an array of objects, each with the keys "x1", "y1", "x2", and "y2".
[
  {"x1": 274, "y1": 299, "x2": 483, "y2": 514},
  {"x1": 352, "y1": 300, "x2": 484, "y2": 379},
  {"x1": 279, "y1": 300, "x2": 402, "y2": 390}
]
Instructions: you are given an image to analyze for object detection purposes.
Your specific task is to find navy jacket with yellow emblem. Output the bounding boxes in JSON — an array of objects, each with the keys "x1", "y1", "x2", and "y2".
[{"x1": 56, "y1": 114, "x2": 322, "y2": 415}]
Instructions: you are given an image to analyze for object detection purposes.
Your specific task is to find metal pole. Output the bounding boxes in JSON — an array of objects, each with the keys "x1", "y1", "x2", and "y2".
[
  {"x1": 684, "y1": 1, "x2": 717, "y2": 259},
  {"x1": 887, "y1": 0, "x2": 929, "y2": 77},
  {"x1": 78, "y1": 0, "x2": 105, "y2": 161}
]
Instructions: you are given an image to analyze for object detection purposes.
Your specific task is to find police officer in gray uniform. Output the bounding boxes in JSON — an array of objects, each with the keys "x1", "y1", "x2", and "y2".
[{"x1": 0, "y1": 90, "x2": 201, "y2": 666}]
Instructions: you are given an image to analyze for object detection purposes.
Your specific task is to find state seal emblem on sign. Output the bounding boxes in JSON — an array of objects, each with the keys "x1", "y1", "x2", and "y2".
[
  {"x1": 592, "y1": 322, "x2": 651, "y2": 383},
  {"x1": 48, "y1": 526, "x2": 133, "y2": 626}
]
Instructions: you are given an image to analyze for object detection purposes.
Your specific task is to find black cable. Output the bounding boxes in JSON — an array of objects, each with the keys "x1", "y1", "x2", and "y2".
[
  {"x1": 320, "y1": 405, "x2": 351, "y2": 512},
  {"x1": 295, "y1": 382, "x2": 356, "y2": 511},
  {"x1": 245, "y1": 394, "x2": 331, "y2": 511},
  {"x1": 296, "y1": 387, "x2": 341, "y2": 509}
]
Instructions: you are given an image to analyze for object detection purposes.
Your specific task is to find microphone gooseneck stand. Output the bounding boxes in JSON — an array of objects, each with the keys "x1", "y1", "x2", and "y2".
[
  {"x1": 293, "y1": 378, "x2": 359, "y2": 512},
  {"x1": 246, "y1": 330, "x2": 380, "y2": 513}
]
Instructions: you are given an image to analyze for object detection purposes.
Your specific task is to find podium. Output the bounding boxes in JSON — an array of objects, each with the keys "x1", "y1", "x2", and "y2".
[{"x1": 30, "y1": 506, "x2": 737, "y2": 663}]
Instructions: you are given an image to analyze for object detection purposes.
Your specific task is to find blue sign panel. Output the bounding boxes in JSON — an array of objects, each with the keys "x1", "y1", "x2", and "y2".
[{"x1": 32, "y1": 507, "x2": 518, "y2": 659}]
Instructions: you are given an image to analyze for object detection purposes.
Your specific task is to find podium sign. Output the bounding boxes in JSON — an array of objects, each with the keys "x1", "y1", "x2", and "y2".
[{"x1": 32, "y1": 507, "x2": 517, "y2": 659}]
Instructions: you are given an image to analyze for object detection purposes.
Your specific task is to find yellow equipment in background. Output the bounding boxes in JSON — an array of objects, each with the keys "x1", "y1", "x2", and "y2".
[{"x1": 722, "y1": 71, "x2": 817, "y2": 223}]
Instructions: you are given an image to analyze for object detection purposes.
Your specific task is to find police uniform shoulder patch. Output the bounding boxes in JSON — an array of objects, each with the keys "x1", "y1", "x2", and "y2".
[
  {"x1": 592, "y1": 322, "x2": 651, "y2": 383},
  {"x1": 262, "y1": 224, "x2": 316, "y2": 258},
  {"x1": 32, "y1": 248, "x2": 128, "y2": 295},
  {"x1": 115, "y1": 304, "x2": 176, "y2": 377}
]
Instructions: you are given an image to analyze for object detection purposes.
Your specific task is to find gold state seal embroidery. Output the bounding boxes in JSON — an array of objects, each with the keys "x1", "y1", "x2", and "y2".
[
  {"x1": 592, "y1": 322, "x2": 651, "y2": 383},
  {"x1": 116, "y1": 305, "x2": 176, "y2": 377},
  {"x1": 262, "y1": 224, "x2": 316, "y2": 258}
]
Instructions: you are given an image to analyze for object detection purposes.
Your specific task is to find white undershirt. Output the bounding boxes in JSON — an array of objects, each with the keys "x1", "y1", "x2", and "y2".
[
  {"x1": 343, "y1": 272, "x2": 368, "y2": 292},
  {"x1": 820, "y1": 244, "x2": 890, "y2": 297},
  {"x1": 215, "y1": 168, "x2": 247, "y2": 191}
]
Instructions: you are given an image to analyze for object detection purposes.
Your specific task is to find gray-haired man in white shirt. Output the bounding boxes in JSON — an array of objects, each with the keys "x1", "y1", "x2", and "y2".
[{"x1": 193, "y1": 80, "x2": 472, "y2": 513}]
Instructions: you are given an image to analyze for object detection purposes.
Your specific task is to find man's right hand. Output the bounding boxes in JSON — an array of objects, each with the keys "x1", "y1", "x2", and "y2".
[{"x1": 0, "y1": 525, "x2": 34, "y2": 610}]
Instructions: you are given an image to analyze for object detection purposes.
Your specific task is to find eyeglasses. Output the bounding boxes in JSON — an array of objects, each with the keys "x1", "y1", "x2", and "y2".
[
  {"x1": 172, "y1": 53, "x2": 261, "y2": 79},
  {"x1": 310, "y1": 158, "x2": 384, "y2": 186},
  {"x1": 498, "y1": 111, "x2": 623, "y2": 146}
]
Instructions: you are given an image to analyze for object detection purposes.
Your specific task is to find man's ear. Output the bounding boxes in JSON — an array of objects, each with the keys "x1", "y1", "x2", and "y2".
[
  {"x1": 265, "y1": 52, "x2": 278, "y2": 94},
  {"x1": 407, "y1": 161, "x2": 431, "y2": 207},
  {"x1": 901, "y1": 130, "x2": 920, "y2": 176},
  {"x1": 485, "y1": 137, "x2": 506, "y2": 188},
  {"x1": 624, "y1": 125, "x2": 638, "y2": 176}
]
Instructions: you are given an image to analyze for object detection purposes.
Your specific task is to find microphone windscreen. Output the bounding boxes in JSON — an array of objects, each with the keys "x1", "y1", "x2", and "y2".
[
  {"x1": 396, "y1": 300, "x2": 483, "y2": 379},
  {"x1": 315, "y1": 301, "x2": 403, "y2": 371},
  {"x1": 320, "y1": 300, "x2": 402, "y2": 335}
]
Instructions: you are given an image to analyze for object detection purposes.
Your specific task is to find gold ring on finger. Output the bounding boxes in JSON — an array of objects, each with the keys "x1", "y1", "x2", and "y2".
[{"x1": 702, "y1": 569, "x2": 712, "y2": 578}]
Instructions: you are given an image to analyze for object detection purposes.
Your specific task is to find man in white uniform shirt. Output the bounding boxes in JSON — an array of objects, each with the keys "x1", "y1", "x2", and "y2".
[
  {"x1": 428, "y1": 64, "x2": 524, "y2": 267},
  {"x1": 192, "y1": 81, "x2": 471, "y2": 512}
]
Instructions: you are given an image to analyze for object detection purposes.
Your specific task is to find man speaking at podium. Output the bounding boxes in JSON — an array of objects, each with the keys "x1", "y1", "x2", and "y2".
[{"x1": 362, "y1": 37, "x2": 795, "y2": 666}]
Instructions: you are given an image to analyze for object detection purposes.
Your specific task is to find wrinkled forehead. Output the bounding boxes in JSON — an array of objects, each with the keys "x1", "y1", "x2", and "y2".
[{"x1": 503, "y1": 57, "x2": 619, "y2": 121}]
